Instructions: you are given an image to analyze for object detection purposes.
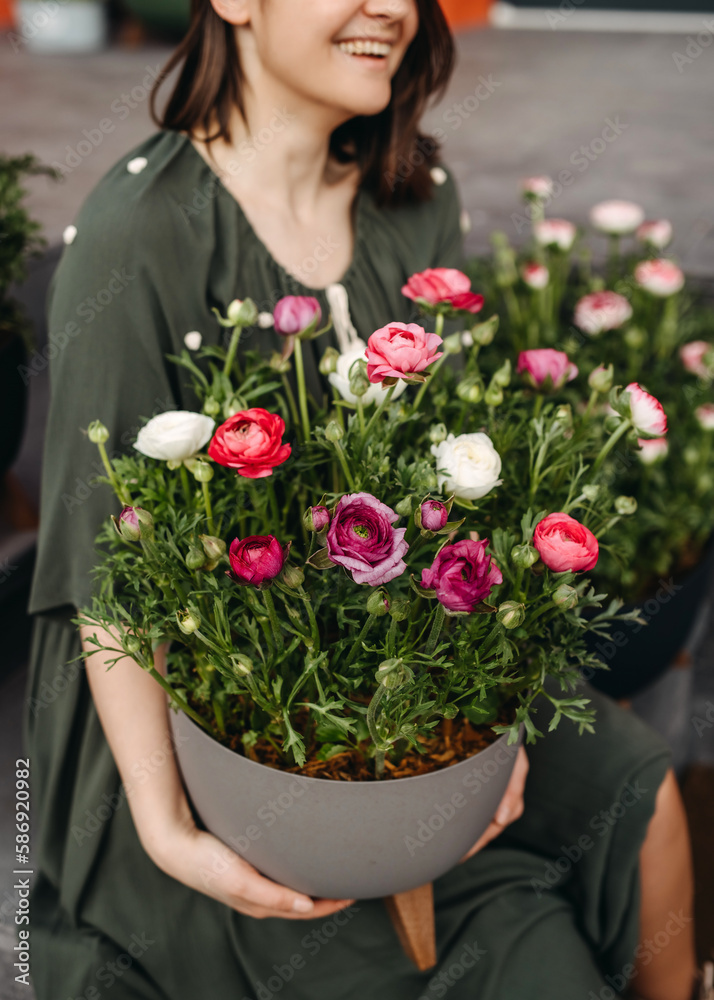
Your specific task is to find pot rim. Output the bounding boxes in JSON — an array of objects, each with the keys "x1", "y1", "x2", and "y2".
[{"x1": 170, "y1": 704, "x2": 523, "y2": 790}]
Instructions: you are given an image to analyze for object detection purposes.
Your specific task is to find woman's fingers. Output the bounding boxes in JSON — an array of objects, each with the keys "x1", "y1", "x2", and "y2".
[{"x1": 459, "y1": 747, "x2": 530, "y2": 862}]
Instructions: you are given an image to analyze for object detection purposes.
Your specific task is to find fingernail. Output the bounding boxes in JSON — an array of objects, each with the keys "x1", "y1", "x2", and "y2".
[{"x1": 293, "y1": 897, "x2": 315, "y2": 913}]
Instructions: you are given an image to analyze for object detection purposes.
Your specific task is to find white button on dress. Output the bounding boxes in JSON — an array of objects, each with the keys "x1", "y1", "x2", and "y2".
[
  {"x1": 62, "y1": 224, "x2": 77, "y2": 245},
  {"x1": 127, "y1": 156, "x2": 148, "y2": 174},
  {"x1": 430, "y1": 166, "x2": 448, "y2": 186}
]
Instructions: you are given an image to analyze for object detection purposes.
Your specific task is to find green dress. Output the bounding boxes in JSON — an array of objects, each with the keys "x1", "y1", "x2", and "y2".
[{"x1": 24, "y1": 129, "x2": 671, "y2": 1000}]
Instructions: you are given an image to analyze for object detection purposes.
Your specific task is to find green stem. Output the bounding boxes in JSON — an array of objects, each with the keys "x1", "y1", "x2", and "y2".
[
  {"x1": 345, "y1": 613, "x2": 377, "y2": 667},
  {"x1": 266, "y1": 477, "x2": 281, "y2": 531},
  {"x1": 412, "y1": 353, "x2": 448, "y2": 413},
  {"x1": 97, "y1": 440, "x2": 132, "y2": 505},
  {"x1": 281, "y1": 373, "x2": 301, "y2": 431},
  {"x1": 592, "y1": 419, "x2": 632, "y2": 475},
  {"x1": 361, "y1": 383, "x2": 396, "y2": 453},
  {"x1": 201, "y1": 480, "x2": 215, "y2": 535},
  {"x1": 366, "y1": 684, "x2": 387, "y2": 779},
  {"x1": 293, "y1": 337, "x2": 311, "y2": 442},
  {"x1": 298, "y1": 586, "x2": 320, "y2": 650},
  {"x1": 179, "y1": 463, "x2": 193, "y2": 506},
  {"x1": 356, "y1": 397, "x2": 366, "y2": 437},
  {"x1": 333, "y1": 439, "x2": 356, "y2": 491},
  {"x1": 425, "y1": 603, "x2": 446, "y2": 657},
  {"x1": 146, "y1": 664, "x2": 214, "y2": 734},
  {"x1": 262, "y1": 589, "x2": 283, "y2": 649},
  {"x1": 223, "y1": 324, "x2": 243, "y2": 378},
  {"x1": 582, "y1": 388, "x2": 599, "y2": 421}
]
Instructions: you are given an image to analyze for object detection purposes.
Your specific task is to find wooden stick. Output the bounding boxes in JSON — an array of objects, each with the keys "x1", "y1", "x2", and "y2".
[{"x1": 384, "y1": 882, "x2": 437, "y2": 971}]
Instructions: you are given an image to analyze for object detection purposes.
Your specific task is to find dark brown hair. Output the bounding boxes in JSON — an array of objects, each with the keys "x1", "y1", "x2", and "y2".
[{"x1": 149, "y1": 0, "x2": 455, "y2": 207}]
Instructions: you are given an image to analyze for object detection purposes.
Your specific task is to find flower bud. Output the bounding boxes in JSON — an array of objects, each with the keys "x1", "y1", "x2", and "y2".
[
  {"x1": 588, "y1": 364, "x2": 614, "y2": 394},
  {"x1": 199, "y1": 535, "x2": 226, "y2": 560},
  {"x1": 319, "y1": 347, "x2": 340, "y2": 375},
  {"x1": 511, "y1": 543, "x2": 539, "y2": 568},
  {"x1": 281, "y1": 564, "x2": 305, "y2": 589},
  {"x1": 122, "y1": 633, "x2": 142, "y2": 655},
  {"x1": 417, "y1": 499, "x2": 448, "y2": 532},
  {"x1": 624, "y1": 326, "x2": 646, "y2": 350},
  {"x1": 552, "y1": 584, "x2": 578, "y2": 610},
  {"x1": 325, "y1": 421, "x2": 344, "y2": 443},
  {"x1": 113, "y1": 505, "x2": 141, "y2": 542},
  {"x1": 461, "y1": 331, "x2": 474, "y2": 348},
  {"x1": 441, "y1": 703, "x2": 459, "y2": 720},
  {"x1": 367, "y1": 588, "x2": 391, "y2": 616},
  {"x1": 177, "y1": 608, "x2": 201, "y2": 634},
  {"x1": 484, "y1": 382, "x2": 504, "y2": 407},
  {"x1": 269, "y1": 351, "x2": 292, "y2": 374},
  {"x1": 203, "y1": 397, "x2": 221, "y2": 417},
  {"x1": 582, "y1": 484, "x2": 600, "y2": 502},
  {"x1": 192, "y1": 461, "x2": 214, "y2": 483},
  {"x1": 684, "y1": 445, "x2": 699, "y2": 465},
  {"x1": 614, "y1": 495, "x2": 637, "y2": 516},
  {"x1": 456, "y1": 377, "x2": 483, "y2": 404},
  {"x1": 88, "y1": 420, "x2": 109, "y2": 444},
  {"x1": 443, "y1": 332, "x2": 462, "y2": 355},
  {"x1": 395, "y1": 496, "x2": 414, "y2": 517},
  {"x1": 388, "y1": 598, "x2": 411, "y2": 621},
  {"x1": 186, "y1": 547, "x2": 206, "y2": 571},
  {"x1": 227, "y1": 298, "x2": 258, "y2": 326},
  {"x1": 554, "y1": 404, "x2": 572, "y2": 424},
  {"x1": 492, "y1": 358, "x2": 512, "y2": 388},
  {"x1": 470, "y1": 314, "x2": 499, "y2": 345},
  {"x1": 376, "y1": 658, "x2": 411, "y2": 690},
  {"x1": 497, "y1": 601, "x2": 525, "y2": 629},
  {"x1": 303, "y1": 505, "x2": 330, "y2": 532},
  {"x1": 348, "y1": 359, "x2": 371, "y2": 398},
  {"x1": 429, "y1": 423, "x2": 447, "y2": 445},
  {"x1": 230, "y1": 653, "x2": 253, "y2": 676}
]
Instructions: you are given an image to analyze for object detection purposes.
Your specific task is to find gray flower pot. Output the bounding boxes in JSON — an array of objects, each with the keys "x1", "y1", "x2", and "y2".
[{"x1": 170, "y1": 708, "x2": 524, "y2": 899}]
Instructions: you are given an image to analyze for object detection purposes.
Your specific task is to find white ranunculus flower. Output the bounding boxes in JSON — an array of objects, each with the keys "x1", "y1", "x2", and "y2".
[
  {"x1": 431, "y1": 432, "x2": 503, "y2": 501},
  {"x1": 134, "y1": 410, "x2": 216, "y2": 462},
  {"x1": 328, "y1": 339, "x2": 407, "y2": 407}
]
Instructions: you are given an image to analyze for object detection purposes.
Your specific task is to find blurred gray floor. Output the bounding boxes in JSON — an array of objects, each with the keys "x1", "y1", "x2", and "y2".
[{"x1": 1, "y1": 23, "x2": 713, "y2": 997}]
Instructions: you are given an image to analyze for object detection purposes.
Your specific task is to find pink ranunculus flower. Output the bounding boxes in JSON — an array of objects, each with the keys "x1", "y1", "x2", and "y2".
[
  {"x1": 227, "y1": 535, "x2": 290, "y2": 588},
  {"x1": 421, "y1": 538, "x2": 502, "y2": 613},
  {"x1": 533, "y1": 218, "x2": 577, "y2": 251},
  {"x1": 366, "y1": 322, "x2": 443, "y2": 384},
  {"x1": 401, "y1": 268, "x2": 485, "y2": 315},
  {"x1": 326, "y1": 493, "x2": 408, "y2": 586},
  {"x1": 695, "y1": 404, "x2": 714, "y2": 430},
  {"x1": 273, "y1": 296, "x2": 321, "y2": 336},
  {"x1": 636, "y1": 220, "x2": 672, "y2": 249},
  {"x1": 533, "y1": 513, "x2": 599, "y2": 573},
  {"x1": 521, "y1": 176, "x2": 554, "y2": 199},
  {"x1": 589, "y1": 199, "x2": 645, "y2": 236},
  {"x1": 680, "y1": 341, "x2": 714, "y2": 379},
  {"x1": 573, "y1": 291, "x2": 633, "y2": 336},
  {"x1": 517, "y1": 349, "x2": 578, "y2": 391},
  {"x1": 634, "y1": 259, "x2": 685, "y2": 297},
  {"x1": 625, "y1": 383, "x2": 668, "y2": 437},
  {"x1": 520, "y1": 262, "x2": 549, "y2": 290},
  {"x1": 419, "y1": 499, "x2": 449, "y2": 532},
  {"x1": 637, "y1": 437, "x2": 669, "y2": 464}
]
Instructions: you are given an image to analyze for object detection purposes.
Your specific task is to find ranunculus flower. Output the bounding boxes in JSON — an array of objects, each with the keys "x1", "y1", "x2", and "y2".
[
  {"x1": 134, "y1": 410, "x2": 215, "y2": 462},
  {"x1": 680, "y1": 341, "x2": 714, "y2": 379},
  {"x1": 328, "y1": 339, "x2": 407, "y2": 405},
  {"x1": 625, "y1": 383, "x2": 668, "y2": 437},
  {"x1": 589, "y1": 199, "x2": 645, "y2": 235},
  {"x1": 636, "y1": 220, "x2": 672, "y2": 249},
  {"x1": 208, "y1": 408, "x2": 291, "y2": 478},
  {"x1": 304, "y1": 505, "x2": 331, "y2": 532},
  {"x1": 695, "y1": 404, "x2": 714, "y2": 430},
  {"x1": 366, "y1": 322, "x2": 443, "y2": 384},
  {"x1": 419, "y1": 499, "x2": 449, "y2": 532},
  {"x1": 533, "y1": 513, "x2": 599, "y2": 573},
  {"x1": 273, "y1": 296, "x2": 321, "y2": 336},
  {"x1": 227, "y1": 535, "x2": 290, "y2": 588},
  {"x1": 112, "y1": 504, "x2": 153, "y2": 542},
  {"x1": 326, "y1": 493, "x2": 408, "y2": 586},
  {"x1": 421, "y1": 538, "x2": 502, "y2": 613},
  {"x1": 637, "y1": 437, "x2": 669, "y2": 464},
  {"x1": 634, "y1": 259, "x2": 685, "y2": 297},
  {"x1": 520, "y1": 263, "x2": 549, "y2": 289},
  {"x1": 574, "y1": 291, "x2": 633, "y2": 336},
  {"x1": 533, "y1": 218, "x2": 577, "y2": 251},
  {"x1": 431, "y1": 432, "x2": 503, "y2": 501},
  {"x1": 401, "y1": 268, "x2": 484, "y2": 315},
  {"x1": 521, "y1": 176, "x2": 553, "y2": 199},
  {"x1": 517, "y1": 349, "x2": 578, "y2": 391}
]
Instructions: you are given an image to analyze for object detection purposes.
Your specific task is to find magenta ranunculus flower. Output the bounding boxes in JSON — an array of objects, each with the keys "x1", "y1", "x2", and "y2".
[
  {"x1": 366, "y1": 322, "x2": 443, "y2": 384},
  {"x1": 304, "y1": 505, "x2": 331, "y2": 532},
  {"x1": 634, "y1": 259, "x2": 685, "y2": 297},
  {"x1": 421, "y1": 538, "x2": 502, "y2": 613},
  {"x1": 625, "y1": 383, "x2": 668, "y2": 437},
  {"x1": 533, "y1": 513, "x2": 599, "y2": 573},
  {"x1": 227, "y1": 535, "x2": 290, "y2": 588},
  {"x1": 574, "y1": 291, "x2": 633, "y2": 336},
  {"x1": 273, "y1": 296, "x2": 321, "y2": 337},
  {"x1": 419, "y1": 499, "x2": 449, "y2": 532},
  {"x1": 326, "y1": 493, "x2": 408, "y2": 585},
  {"x1": 401, "y1": 268, "x2": 484, "y2": 315},
  {"x1": 517, "y1": 349, "x2": 578, "y2": 391}
]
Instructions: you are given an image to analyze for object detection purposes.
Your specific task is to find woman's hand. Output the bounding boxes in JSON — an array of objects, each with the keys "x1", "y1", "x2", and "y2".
[
  {"x1": 148, "y1": 815, "x2": 355, "y2": 921},
  {"x1": 460, "y1": 746, "x2": 529, "y2": 862}
]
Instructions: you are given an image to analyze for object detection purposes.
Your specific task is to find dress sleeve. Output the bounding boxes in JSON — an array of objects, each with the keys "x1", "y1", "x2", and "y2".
[
  {"x1": 27, "y1": 185, "x2": 182, "y2": 619},
  {"x1": 430, "y1": 166, "x2": 467, "y2": 272}
]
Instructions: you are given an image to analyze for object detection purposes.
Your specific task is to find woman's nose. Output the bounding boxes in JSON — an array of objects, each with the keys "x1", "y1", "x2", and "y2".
[{"x1": 362, "y1": 0, "x2": 415, "y2": 22}]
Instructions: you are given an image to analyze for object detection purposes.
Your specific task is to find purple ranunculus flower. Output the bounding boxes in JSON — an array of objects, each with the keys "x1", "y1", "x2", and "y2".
[
  {"x1": 326, "y1": 493, "x2": 408, "y2": 586},
  {"x1": 421, "y1": 538, "x2": 502, "y2": 613},
  {"x1": 273, "y1": 296, "x2": 322, "y2": 337},
  {"x1": 419, "y1": 500, "x2": 449, "y2": 532},
  {"x1": 306, "y1": 505, "x2": 331, "y2": 532}
]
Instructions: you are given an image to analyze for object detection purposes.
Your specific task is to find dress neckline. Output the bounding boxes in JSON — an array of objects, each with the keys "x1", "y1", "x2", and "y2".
[{"x1": 179, "y1": 131, "x2": 366, "y2": 295}]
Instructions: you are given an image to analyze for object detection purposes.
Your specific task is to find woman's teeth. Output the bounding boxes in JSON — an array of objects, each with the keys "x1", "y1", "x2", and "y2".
[{"x1": 337, "y1": 40, "x2": 391, "y2": 57}]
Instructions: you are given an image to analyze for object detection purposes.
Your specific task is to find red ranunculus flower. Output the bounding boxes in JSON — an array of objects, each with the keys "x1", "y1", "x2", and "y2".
[
  {"x1": 227, "y1": 535, "x2": 290, "y2": 588},
  {"x1": 533, "y1": 513, "x2": 598, "y2": 573},
  {"x1": 208, "y1": 408, "x2": 291, "y2": 478},
  {"x1": 401, "y1": 268, "x2": 484, "y2": 315},
  {"x1": 421, "y1": 538, "x2": 502, "y2": 613}
]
